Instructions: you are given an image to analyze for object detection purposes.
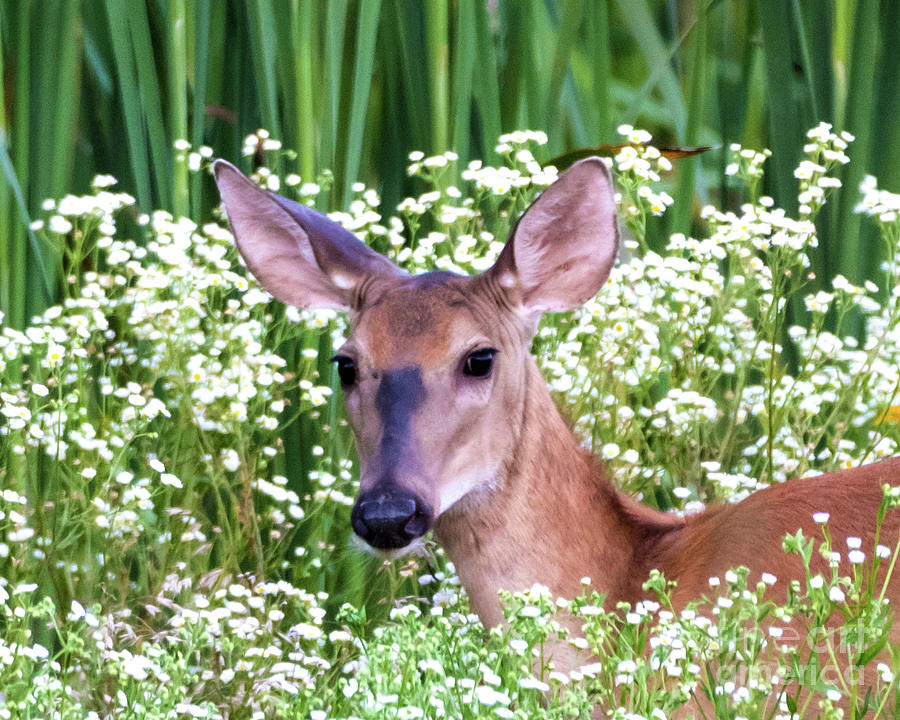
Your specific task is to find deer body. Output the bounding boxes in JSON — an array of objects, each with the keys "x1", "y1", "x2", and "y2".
[
  {"x1": 213, "y1": 157, "x2": 900, "y2": 702},
  {"x1": 433, "y1": 344, "x2": 900, "y2": 628}
]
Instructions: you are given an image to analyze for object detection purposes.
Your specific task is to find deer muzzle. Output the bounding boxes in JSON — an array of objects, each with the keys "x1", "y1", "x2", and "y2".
[{"x1": 351, "y1": 485, "x2": 433, "y2": 550}]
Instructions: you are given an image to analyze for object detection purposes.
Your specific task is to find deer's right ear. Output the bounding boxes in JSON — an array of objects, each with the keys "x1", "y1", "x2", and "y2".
[
  {"x1": 484, "y1": 157, "x2": 619, "y2": 320},
  {"x1": 213, "y1": 160, "x2": 406, "y2": 311}
]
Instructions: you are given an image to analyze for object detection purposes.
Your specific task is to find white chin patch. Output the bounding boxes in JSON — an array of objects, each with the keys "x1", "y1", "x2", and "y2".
[
  {"x1": 438, "y1": 479, "x2": 473, "y2": 514},
  {"x1": 437, "y1": 467, "x2": 496, "y2": 515},
  {"x1": 350, "y1": 533, "x2": 428, "y2": 560}
]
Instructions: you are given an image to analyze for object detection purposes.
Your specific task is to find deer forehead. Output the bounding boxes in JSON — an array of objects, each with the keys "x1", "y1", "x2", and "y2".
[{"x1": 352, "y1": 276, "x2": 493, "y2": 371}]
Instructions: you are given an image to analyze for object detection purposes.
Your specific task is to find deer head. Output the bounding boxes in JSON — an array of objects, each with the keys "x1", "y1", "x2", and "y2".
[{"x1": 213, "y1": 158, "x2": 618, "y2": 553}]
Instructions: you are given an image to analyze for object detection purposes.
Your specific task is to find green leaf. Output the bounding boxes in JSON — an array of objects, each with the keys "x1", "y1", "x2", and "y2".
[{"x1": 855, "y1": 620, "x2": 892, "y2": 666}]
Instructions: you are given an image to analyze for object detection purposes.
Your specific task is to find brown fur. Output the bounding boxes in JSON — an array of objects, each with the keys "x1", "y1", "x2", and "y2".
[
  {"x1": 437, "y1": 355, "x2": 900, "y2": 620},
  {"x1": 435, "y1": 352, "x2": 899, "y2": 718},
  {"x1": 357, "y1": 276, "x2": 468, "y2": 370}
]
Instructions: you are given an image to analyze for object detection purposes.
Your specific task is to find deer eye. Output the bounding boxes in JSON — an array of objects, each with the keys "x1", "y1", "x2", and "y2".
[
  {"x1": 463, "y1": 348, "x2": 497, "y2": 378},
  {"x1": 331, "y1": 355, "x2": 358, "y2": 387}
]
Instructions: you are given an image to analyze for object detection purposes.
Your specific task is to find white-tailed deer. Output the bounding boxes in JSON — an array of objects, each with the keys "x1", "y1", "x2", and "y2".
[{"x1": 214, "y1": 157, "x2": 900, "y2": 706}]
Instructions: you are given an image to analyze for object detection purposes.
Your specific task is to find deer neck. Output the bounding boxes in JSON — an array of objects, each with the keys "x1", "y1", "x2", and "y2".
[{"x1": 434, "y1": 359, "x2": 660, "y2": 627}]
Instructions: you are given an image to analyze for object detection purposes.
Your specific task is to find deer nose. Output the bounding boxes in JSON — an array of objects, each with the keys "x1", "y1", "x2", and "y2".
[{"x1": 351, "y1": 488, "x2": 432, "y2": 550}]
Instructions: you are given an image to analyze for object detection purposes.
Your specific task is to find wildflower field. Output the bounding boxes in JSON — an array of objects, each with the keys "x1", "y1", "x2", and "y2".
[
  {"x1": 0, "y1": 121, "x2": 898, "y2": 719},
  {"x1": 2, "y1": 1, "x2": 900, "y2": 718}
]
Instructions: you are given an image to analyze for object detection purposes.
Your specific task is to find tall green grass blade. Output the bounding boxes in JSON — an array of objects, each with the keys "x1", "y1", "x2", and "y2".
[
  {"x1": 371, "y1": 5, "x2": 412, "y2": 212},
  {"x1": 204, "y1": 2, "x2": 231, "y2": 153},
  {"x1": 526, "y1": 2, "x2": 549, "y2": 134},
  {"x1": 105, "y1": 1, "x2": 153, "y2": 213},
  {"x1": 188, "y1": 0, "x2": 211, "y2": 220},
  {"x1": 293, "y1": 0, "x2": 317, "y2": 182},
  {"x1": 247, "y1": 0, "x2": 282, "y2": 149},
  {"x1": 585, "y1": 0, "x2": 612, "y2": 143},
  {"x1": 82, "y1": 19, "x2": 114, "y2": 98},
  {"x1": 450, "y1": 0, "x2": 476, "y2": 163},
  {"x1": 128, "y1": 5, "x2": 173, "y2": 210},
  {"x1": 31, "y1": 2, "x2": 60, "y2": 202},
  {"x1": 545, "y1": 0, "x2": 584, "y2": 136},
  {"x1": 740, "y1": 46, "x2": 766, "y2": 151},
  {"x1": 866, "y1": 2, "x2": 900, "y2": 283},
  {"x1": 25, "y1": 1, "x2": 80, "y2": 318},
  {"x1": 722, "y1": 3, "x2": 760, "y2": 150},
  {"x1": 0, "y1": 130, "x2": 52, "y2": 306},
  {"x1": 339, "y1": 0, "x2": 382, "y2": 205},
  {"x1": 833, "y1": 0, "x2": 880, "y2": 286},
  {"x1": 7, "y1": 0, "x2": 31, "y2": 328},
  {"x1": 498, "y1": 2, "x2": 541, "y2": 131},
  {"x1": 792, "y1": 0, "x2": 833, "y2": 288},
  {"x1": 425, "y1": 0, "x2": 449, "y2": 153},
  {"x1": 47, "y1": 1, "x2": 81, "y2": 200},
  {"x1": 320, "y1": 0, "x2": 348, "y2": 176},
  {"x1": 831, "y1": 0, "x2": 852, "y2": 132},
  {"x1": 471, "y1": 0, "x2": 501, "y2": 156},
  {"x1": 0, "y1": 7, "x2": 9, "y2": 319},
  {"x1": 169, "y1": 0, "x2": 188, "y2": 218},
  {"x1": 386, "y1": 1, "x2": 430, "y2": 152},
  {"x1": 791, "y1": 0, "x2": 823, "y2": 121},
  {"x1": 670, "y1": 5, "x2": 708, "y2": 237},
  {"x1": 189, "y1": 0, "x2": 212, "y2": 149},
  {"x1": 616, "y1": 0, "x2": 686, "y2": 138},
  {"x1": 757, "y1": 0, "x2": 803, "y2": 215}
]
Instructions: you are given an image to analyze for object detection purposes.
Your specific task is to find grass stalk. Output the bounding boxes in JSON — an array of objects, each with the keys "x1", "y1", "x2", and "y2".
[
  {"x1": 128, "y1": 5, "x2": 172, "y2": 210},
  {"x1": 10, "y1": 1, "x2": 31, "y2": 327},
  {"x1": 247, "y1": 0, "x2": 281, "y2": 146},
  {"x1": 293, "y1": 0, "x2": 317, "y2": 183},
  {"x1": 545, "y1": 0, "x2": 584, "y2": 135},
  {"x1": 834, "y1": 0, "x2": 880, "y2": 286},
  {"x1": 586, "y1": 0, "x2": 612, "y2": 143},
  {"x1": 757, "y1": 0, "x2": 803, "y2": 215},
  {"x1": 450, "y1": 0, "x2": 476, "y2": 164},
  {"x1": 425, "y1": 0, "x2": 449, "y2": 154},
  {"x1": 169, "y1": 0, "x2": 189, "y2": 219},
  {"x1": 0, "y1": 8, "x2": 9, "y2": 319},
  {"x1": 670, "y1": 3, "x2": 708, "y2": 236},
  {"x1": 617, "y1": 0, "x2": 686, "y2": 139},
  {"x1": 188, "y1": 0, "x2": 211, "y2": 220},
  {"x1": 105, "y1": 0, "x2": 153, "y2": 212},
  {"x1": 338, "y1": 0, "x2": 382, "y2": 205}
]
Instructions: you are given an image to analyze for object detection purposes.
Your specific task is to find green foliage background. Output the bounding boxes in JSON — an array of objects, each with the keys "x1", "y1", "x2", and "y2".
[{"x1": 2, "y1": 1, "x2": 900, "y2": 327}]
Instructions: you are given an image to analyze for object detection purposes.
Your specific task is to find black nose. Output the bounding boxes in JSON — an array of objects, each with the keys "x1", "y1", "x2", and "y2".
[{"x1": 351, "y1": 488, "x2": 432, "y2": 550}]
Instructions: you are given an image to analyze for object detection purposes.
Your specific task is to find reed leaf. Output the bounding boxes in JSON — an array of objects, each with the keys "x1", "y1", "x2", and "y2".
[
  {"x1": 338, "y1": 0, "x2": 382, "y2": 204},
  {"x1": 833, "y1": 0, "x2": 880, "y2": 286},
  {"x1": 169, "y1": 0, "x2": 188, "y2": 218},
  {"x1": 188, "y1": 0, "x2": 212, "y2": 219}
]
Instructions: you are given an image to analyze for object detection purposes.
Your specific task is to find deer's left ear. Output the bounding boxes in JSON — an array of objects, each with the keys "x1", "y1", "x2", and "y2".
[{"x1": 484, "y1": 157, "x2": 619, "y2": 316}]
